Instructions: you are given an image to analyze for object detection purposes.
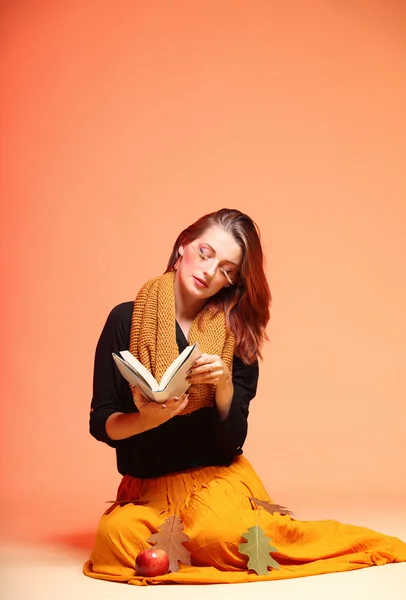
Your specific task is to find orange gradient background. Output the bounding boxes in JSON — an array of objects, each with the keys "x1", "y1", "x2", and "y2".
[{"x1": 1, "y1": 1, "x2": 405, "y2": 543}]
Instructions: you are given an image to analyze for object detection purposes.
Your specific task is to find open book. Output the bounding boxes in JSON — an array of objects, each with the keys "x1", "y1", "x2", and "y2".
[{"x1": 112, "y1": 342, "x2": 201, "y2": 403}]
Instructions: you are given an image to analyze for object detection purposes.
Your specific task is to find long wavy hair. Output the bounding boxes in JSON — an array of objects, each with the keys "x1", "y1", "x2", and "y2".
[{"x1": 165, "y1": 208, "x2": 271, "y2": 364}]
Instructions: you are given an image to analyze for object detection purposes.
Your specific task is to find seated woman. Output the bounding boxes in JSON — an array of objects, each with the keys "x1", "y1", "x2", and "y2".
[{"x1": 84, "y1": 208, "x2": 406, "y2": 585}]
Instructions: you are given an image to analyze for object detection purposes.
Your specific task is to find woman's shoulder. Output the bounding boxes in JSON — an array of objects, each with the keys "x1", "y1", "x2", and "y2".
[
  {"x1": 97, "y1": 301, "x2": 134, "y2": 349},
  {"x1": 107, "y1": 301, "x2": 134, "y2": 321},
  {"x1": 232, "y1": 354, "x2": 259, "y2": 380},
  {"x1": 233, "y1": 354, "x2": 259, "y2": 368},
  {"x1": 103, "y1": 301, "x2": 134, "y2": 334}
]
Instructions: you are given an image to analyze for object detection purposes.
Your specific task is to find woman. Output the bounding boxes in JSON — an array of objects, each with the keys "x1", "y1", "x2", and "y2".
[{"x1": 84, "y1": 208, "x2": 406, "y2": 585}]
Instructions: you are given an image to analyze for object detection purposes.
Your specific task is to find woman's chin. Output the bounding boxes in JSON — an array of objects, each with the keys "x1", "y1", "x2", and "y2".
[
  {"x1": 189, "y1": 285, "x2": 210, "y2": 299},
  {"x1": 187, "y1": 280, "x2": 212, "y2": 300},
  {"x1": 176, "y1": 273, "x2": 216, "y2": 301}
]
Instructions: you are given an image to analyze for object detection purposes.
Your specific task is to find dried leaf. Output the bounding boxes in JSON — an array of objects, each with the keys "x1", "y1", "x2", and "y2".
[
  {"x1": 250, "y1": 497, "x2": 294, "y2": 516},
  {"x1": 105, "y1": 499, "x2": 148, "y2": 505},
  {"x1": 239, "y1": 525, "x2": 280, "y2": 575},
  {"x1": 147, "y1": 515, "x2": 191, "y2": 573}
]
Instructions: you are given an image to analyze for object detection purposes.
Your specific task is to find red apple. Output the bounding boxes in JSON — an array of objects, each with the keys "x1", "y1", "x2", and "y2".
[{"x1": 135, "y1": 547, "x2": 169, "y2": 576}]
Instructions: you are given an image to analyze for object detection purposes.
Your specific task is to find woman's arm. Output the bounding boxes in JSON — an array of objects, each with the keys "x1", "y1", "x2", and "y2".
[
  {"x1": 186, "y1": 352, "x2": 259, "y2": 458},
  {"x1": 90, "y1": 302, "x2": 188, "y2": 443},
  {"x1": 214, "y1": 374, "x2": 234, "y2": 420},
  {"x1": 89, "y1": 302, "x2": 135, "y2": 446},
  {"x1": 186, "y1": 351, "x2": 258, "y2": 421},
  {"x1": 212, "y1": 356, "x2": 259, "y2": 458},
  {"x1": 186, "y1": 352, "x2": 236, "y2": 419},
  {"x1": 106, "y1": 390, "x2": 189, "y2": 440},
  {"x1": 105, "y1": 411, "x2": 149, "y2": 440}
]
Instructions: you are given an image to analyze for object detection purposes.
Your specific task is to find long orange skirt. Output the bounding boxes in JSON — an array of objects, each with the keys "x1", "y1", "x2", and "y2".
[{"x1": 83, "y1": 456, "x2": 406, "y2": 585}]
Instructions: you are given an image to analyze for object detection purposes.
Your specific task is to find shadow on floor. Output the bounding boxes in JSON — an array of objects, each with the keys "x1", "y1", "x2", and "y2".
[{"x1": 45, "y1": 531, "x2": 96, "y2": 553}]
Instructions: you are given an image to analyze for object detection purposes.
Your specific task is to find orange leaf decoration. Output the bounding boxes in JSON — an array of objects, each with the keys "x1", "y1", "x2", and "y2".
[
  {"x1": 250, "y1": 497, "x2": 294, "y2": 516},
  {"x1": 147, "y1": 515, "x2": 191, "y2": 573}
]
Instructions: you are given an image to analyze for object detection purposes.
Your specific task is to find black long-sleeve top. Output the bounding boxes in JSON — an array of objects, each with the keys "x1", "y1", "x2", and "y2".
[{"x1": 89, "y1": 302, "x2": 259, "y2": 479}]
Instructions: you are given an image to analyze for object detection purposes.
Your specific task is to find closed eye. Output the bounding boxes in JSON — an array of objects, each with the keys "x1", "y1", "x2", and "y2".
[
  {"x1": 192, "y1": 244, "x2": 235, "y2": 284},
  {"x1": 220, "y1": 267, "x2": 234, "y2": 285}
]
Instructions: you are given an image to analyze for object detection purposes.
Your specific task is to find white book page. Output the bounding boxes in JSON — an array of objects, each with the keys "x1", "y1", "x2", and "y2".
[
  {"x1": 160, "y1": 343, "x2": 201, "y2": 390},
  {"x1": 151, "y1": 378, "x2": 191, "y2": 402},
  {"x1": 112, "y1": 355, "x2": 160, "y2": 401},
  {"x1": 118, "y1": 351, "x2": 160, "y2": 391},
  {"x1": 113, "y1": 343, "x2": 202, "y2": 403},
  {"x1": 112, "y1": 354, "x2": 152, "y2": 388}
]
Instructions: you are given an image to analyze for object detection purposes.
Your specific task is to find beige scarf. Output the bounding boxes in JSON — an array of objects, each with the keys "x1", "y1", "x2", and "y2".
[{"x1": 129, "y1": 271, "x2": 235, "y2": 415}]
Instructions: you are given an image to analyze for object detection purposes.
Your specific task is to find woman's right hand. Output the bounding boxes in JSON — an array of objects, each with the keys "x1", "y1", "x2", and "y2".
[
  {"x1": 133, "y1": 388, "x2": 189, "y2": 428},
  {"x1": 106, "y1": 390, "x2": 189, "y2": 440}
]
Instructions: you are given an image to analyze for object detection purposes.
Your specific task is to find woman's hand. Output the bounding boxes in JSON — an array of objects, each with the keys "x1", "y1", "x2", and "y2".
[
  {"x1": 186, "y1": 353, "x2": 232, "y2": 388},
  {"x1": 106, "y1": 390, "x2": 189, "y2": 440},
  {"x1": 186, "y1": 353, "x2": 234, "y2": 420},
  {"x1": 133, "y1": 388, "x2": 189, "y2": 428}
]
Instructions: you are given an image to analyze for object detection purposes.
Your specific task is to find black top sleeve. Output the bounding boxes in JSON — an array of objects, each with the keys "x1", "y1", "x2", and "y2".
[
  {"x1": 89, "y1": 303, "x2": 135, "y2": 447},
  {"x1": 212, "y1": 355, "x2": 259, "y2": 459},
  {"x1": 89, "y1": 302, "x2": 259, "y2": 478}
]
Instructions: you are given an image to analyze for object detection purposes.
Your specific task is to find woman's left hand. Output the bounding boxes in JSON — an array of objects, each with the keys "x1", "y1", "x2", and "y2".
[{"x1": 186, "y1": 353, "x2": 231, "y2": 387}]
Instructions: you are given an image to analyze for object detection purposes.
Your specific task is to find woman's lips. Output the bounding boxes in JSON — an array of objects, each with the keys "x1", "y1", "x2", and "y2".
[{"x1": 193, "y1": 276, "x2": 209, "y2": 288}]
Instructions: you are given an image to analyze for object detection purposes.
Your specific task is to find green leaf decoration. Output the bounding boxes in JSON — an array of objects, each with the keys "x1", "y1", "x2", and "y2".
[
  {"x1": 239, "y1": 525, "x2": 280, "y2": 575},
  {"x1": 250, "y1": 496, "x2": 294, "y2": 516},
  {"x1": 147, "y1": 515, "x2": 191, "y2": 573}
]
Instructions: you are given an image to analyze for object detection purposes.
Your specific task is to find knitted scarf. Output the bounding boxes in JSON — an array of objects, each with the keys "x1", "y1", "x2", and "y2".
[{"x1": 128, "y1": 271, "x2": 235, "y2": 415}]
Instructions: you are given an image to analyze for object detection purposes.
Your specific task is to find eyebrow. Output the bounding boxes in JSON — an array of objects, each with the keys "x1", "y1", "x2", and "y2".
[{"x1": 200, "y1": 242, "x2": 238, "y2": 267}]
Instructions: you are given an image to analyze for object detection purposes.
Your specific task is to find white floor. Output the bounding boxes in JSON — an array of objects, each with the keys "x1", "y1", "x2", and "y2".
[{"x1": 2, "y1": 512, "x2": 406, "y2": 600}]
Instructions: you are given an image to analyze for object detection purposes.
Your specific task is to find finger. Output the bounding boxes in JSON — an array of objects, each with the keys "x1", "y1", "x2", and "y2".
[
  {"x1": 187, "y1": 368, "x2": 220, "y2": 384},
  {"x1": 168, "y1": 396, "x2": 181, "y2": 403},
  {"x1": 190, "y1": 353, "x2": 217, "y2": 368},
  {"x1": 171, "y1": 395, "x2": 189, "y2": 416},
  {"x1": 133, "y1": 387, "x2": 142, "y2": 402},
  {"x1": 190, "y1": 354, "x2": 208, "y2": 367},
  {"x1": 188, "y1": 362, "x2": 216, "y2": 377},
  {"x1": 133, "y1": 388, "x2": 149, "y2": 408},
  {"x1": 186, "y1": 367, "x2": 220, "y2": 382},
  {"x1": 188, "y1": 375, "x2": 219, "y2": 385},
  {"x1": 156, "y1": 394, "x2": 186, "y2": 414},
  {"x1": 164, "y1": 394, "x2": 185, "y2": 405}
]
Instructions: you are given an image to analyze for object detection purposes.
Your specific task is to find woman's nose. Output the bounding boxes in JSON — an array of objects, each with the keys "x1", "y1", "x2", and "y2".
[{"x1": 203, "y1": 261, "x2": 218, "y2": 277}]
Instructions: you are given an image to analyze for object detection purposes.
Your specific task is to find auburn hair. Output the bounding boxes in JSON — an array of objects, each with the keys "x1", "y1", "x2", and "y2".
[{"x1": 165, "y1": 208, "x2": 271, "y2": 364}]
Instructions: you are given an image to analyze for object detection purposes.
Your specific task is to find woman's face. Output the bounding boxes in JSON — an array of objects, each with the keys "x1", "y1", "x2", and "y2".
[{"x1": 176, "y1": 225, "x2": 243, "y2": 301}]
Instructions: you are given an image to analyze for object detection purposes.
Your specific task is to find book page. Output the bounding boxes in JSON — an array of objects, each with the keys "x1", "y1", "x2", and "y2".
[
  {"x1": 159, "y1": 342, "x2": 201, "y2": 390},
  {"x1": 118, "y1": 351, "x2": 160, "y2": 391},
  {"x1": 112, "y1": 354, "x2": 160, "y2": 401},
  {"x1": 113, "y1": 344, "x2": 202, "y2": 403}
]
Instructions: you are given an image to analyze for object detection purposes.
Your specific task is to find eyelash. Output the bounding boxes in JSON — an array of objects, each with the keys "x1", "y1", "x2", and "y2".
[{"x1": 198, "y1": 250, "x2": 234, "y2": 282}]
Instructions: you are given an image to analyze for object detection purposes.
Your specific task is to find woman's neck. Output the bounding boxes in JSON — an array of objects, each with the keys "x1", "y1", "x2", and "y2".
[{"x1": 174, "y1": 272, "x2": 206, "y2": 323}]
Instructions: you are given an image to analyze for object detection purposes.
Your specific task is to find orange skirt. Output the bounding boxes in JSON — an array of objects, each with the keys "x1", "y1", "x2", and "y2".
[{"x1": 83, "y1": 456, "x2": 406, "y2": 585}]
